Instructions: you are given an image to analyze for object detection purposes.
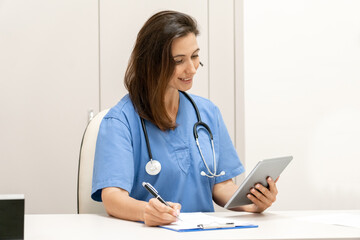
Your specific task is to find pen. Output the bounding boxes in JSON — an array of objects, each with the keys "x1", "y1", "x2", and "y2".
[{"x1": 142, "y1": 182, "x2": 182, "y2": 220}]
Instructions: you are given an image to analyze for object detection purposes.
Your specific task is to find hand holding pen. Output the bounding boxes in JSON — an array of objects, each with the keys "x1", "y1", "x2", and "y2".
[{"x1": 142, "y1": 182, "x2": 182, "y2": 226}]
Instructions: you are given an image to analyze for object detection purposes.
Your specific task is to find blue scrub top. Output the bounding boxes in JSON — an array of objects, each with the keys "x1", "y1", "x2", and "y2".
[{"x1": 91, "y1": 92, "x2": 244, "y2": 212}]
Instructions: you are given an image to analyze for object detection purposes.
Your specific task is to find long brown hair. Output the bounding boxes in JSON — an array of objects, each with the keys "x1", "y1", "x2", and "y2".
[{"x1": 124, "y1": 10, "x2": 199, "y2": 131}]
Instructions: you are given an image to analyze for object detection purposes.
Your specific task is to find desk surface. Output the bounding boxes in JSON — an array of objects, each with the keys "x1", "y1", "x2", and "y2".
[{"x1": 25, "y1": 210, "x2": 360, "y2": 240}]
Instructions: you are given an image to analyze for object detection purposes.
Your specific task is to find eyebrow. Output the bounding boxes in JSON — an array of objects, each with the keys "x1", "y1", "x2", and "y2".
[{"x1": 172, "y1": 48, "x2": 200, "y2": 58}]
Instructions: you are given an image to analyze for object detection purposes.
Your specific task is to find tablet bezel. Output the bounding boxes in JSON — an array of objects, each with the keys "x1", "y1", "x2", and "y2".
[{"x1": 224, "y1": 156, "x2": 293, "y2": 209}]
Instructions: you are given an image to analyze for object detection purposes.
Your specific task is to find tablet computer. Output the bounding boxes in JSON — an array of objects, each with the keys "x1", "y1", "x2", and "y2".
[{"x1": 224, "y1": 156, "x2": 293, "y2": 209}]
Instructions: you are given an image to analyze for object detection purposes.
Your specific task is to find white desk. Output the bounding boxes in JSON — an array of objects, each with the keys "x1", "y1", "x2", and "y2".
[{"x1": 25, "y1": 210, "x2": 360, "y2": 240}]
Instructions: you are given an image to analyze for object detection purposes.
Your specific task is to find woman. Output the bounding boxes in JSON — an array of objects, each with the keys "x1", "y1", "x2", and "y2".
[{"x1": 91, "y1": 10, "x2": 278, "y2": 227}]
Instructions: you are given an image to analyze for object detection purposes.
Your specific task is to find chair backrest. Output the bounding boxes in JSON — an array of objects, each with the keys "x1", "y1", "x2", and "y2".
[{"x1": 77, "y1": 109, "x2": 109, "y2": 214}]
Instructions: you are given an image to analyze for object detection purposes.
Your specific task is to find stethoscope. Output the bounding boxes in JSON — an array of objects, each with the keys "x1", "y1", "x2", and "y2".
[{"x1": 140, "y1": 91, "x2": 225, "y2": 178}]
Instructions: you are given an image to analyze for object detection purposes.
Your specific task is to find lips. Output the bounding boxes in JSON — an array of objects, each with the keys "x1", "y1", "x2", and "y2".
[{"x1": 179, "y1": 77, "x2": 192, "y2": 82}]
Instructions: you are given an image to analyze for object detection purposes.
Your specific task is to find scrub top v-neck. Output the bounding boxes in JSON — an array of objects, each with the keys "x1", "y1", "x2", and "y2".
[{"x1": 91, "y1": 92, "x2": 244, "y2": 212}]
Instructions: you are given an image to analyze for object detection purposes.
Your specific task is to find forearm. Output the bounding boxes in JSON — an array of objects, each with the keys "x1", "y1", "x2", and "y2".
[
  {"x1": 212, "y1": 179, "x2": 238, "y2": 207},
  {"x1": 102, "y1": 187, "x2": 147, "y2": 222}
]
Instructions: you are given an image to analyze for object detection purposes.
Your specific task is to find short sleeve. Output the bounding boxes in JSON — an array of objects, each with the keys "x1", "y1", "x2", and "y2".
[
  {"x1": 214, "y1": 107, "x2": 244, "y2": 184},
  {"x1": 91, "y1": 117, "x2": 134, "y2": 202}
]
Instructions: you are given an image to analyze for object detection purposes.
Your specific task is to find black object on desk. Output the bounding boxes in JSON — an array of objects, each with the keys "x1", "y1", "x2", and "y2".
[{"x1": 0, "y1": 194, "x2": 25, "y2": 240}]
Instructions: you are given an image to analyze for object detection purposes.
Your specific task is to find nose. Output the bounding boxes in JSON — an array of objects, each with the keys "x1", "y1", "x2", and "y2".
[{"x1": 185, "y1": 59, "x2": 197, "y2": 75}]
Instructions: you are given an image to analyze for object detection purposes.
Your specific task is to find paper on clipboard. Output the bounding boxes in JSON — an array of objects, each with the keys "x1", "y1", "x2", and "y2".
[{"x1": 159, "y1": 212, "x2": 258, "y2": 232}]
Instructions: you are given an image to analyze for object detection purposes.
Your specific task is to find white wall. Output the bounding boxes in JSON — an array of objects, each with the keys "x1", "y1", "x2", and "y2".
[
  {"x1": 0, "y1": 0, "x2": 99, "y2": 213},
  {"x1": 235, "y1": 0, "x2": 245, "y2": 179},
  {"x1": 243, "y1": 0, "x2": 360, "y2": 210}
]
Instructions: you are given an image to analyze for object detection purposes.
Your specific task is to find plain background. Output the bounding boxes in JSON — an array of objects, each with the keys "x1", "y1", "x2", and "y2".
[
  {"x1": 0, "y1": 0, "x2": 359, "y2": 213},
  {"x1": 244, "y1": 0, "x2": 360, "y2": 210}
]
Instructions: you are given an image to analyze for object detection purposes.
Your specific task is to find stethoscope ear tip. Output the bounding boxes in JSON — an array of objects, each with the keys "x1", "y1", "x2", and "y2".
[
  {"x1": 220, "y1": 171, "x2": 225, "y2": 176},
  {"x1": 200, "y1": 171, "x2": 206, "y2": 176}
]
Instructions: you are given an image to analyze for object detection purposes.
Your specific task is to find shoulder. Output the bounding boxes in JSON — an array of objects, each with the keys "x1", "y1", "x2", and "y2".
[
  {"x1": 103, "y1": 94, "x2": 138, "y2": 127},
  {"x1": 185, "y1": 93, "x2": 220, "y2": 115}
]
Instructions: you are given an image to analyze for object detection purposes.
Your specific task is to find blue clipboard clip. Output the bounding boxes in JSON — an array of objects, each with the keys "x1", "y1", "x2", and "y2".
[{"x1": 197, "y1": 222, "x2": 235, "y2": 229}]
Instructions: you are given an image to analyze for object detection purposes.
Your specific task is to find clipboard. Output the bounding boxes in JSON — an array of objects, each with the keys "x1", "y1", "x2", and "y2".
[{"x1": 159, "y1": 212, "x2": 258, "y2": 232}]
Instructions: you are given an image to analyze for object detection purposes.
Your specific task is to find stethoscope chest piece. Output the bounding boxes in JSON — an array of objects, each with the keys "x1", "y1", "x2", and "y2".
[{"x1": 145, "y1": 160, "x2": 161, "y2": 175}]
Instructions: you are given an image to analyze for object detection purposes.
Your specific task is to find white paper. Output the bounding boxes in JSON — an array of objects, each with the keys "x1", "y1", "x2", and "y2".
[
  {"x1": 296, "y1": 213, "x2": 360, "y2": 229},
  {"x1": 160, "y1": 212, "x2": 254, "y2": 231}
]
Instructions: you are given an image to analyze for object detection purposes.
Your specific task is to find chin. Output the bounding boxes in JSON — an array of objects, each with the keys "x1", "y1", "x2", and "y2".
[
  {"x1": 178, "y1": 79, "x2": 193, "y2": 92},
  {"x1": 179, "y1": 84, "x2": 193, "y2": 92}
]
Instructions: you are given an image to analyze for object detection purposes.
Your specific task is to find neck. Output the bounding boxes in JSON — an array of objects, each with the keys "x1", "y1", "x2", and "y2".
[{"x1": 164, "y1": 89, "x2": 180, "y2": 123}]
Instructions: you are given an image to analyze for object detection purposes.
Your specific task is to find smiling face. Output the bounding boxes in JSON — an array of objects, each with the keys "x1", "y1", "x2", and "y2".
[{"x1": 167, "y1": 33, "x2": 200, "y2": 93}]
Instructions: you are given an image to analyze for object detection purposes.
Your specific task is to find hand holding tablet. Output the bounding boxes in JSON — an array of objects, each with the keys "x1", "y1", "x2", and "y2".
[{"x1": 224, "y1": 156, "x2": 293, "y2": 209}]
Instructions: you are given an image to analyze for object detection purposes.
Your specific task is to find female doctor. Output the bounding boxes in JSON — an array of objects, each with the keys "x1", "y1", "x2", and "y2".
[{"x1": 91, "y1": 10, "x2": 278, "y2": 227}]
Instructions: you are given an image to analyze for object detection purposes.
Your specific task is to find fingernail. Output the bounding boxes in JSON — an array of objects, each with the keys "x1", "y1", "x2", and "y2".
[
  {"x1": 176, "y1": 209, "x2": 180, "y2": 215},
  {"x1": 268, "y1": 177, "x2": 272, "y2": 181},
  {"x1": 256, "y1": 184, "x2": 261, "y2": 188},
  {"x1": 247, "y1": 194, "x2": 251, "y2": 198},
  {"x1": 173, "y1": 211, "x2": 178, "y2": 217}
]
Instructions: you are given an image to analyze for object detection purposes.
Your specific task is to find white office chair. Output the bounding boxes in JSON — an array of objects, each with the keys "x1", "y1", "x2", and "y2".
[{"x1": 77, "y1": 109, "x2": 109, "y2": 214}]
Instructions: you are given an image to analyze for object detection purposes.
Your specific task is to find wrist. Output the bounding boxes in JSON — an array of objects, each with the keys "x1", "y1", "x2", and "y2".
[{"x1": 138, "y1": 201, "x2": 147, "y2": 222}]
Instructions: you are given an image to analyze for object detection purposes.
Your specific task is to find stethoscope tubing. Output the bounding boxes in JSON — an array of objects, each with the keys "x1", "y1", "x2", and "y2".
[
  {"x1": 140, "y1": 117, "x2": 153, "y2": 161},
  {"x1": 195, "y1": 138, "x2": 217, "y2": 178}
]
